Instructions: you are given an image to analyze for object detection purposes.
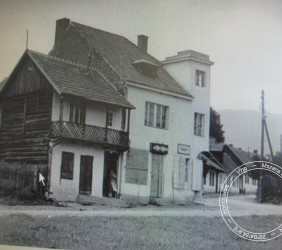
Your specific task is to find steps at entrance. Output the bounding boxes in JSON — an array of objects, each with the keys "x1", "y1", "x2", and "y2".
[{"x1": 76, "y1": 195, "x2": 129, "y2": 208}]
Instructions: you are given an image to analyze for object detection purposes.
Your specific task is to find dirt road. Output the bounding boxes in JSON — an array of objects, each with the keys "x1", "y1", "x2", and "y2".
[{"x1": 0, "y1": 194, "x2": 281, "y2": 218}]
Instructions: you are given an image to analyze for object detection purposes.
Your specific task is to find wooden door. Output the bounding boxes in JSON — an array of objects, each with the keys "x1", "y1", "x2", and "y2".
[
  {"x1": 79, "y1": 155, "x2": 93, "y2": 195},
  {"x1": 150, "y1": 154, "x2": 163, "y2": 198}
]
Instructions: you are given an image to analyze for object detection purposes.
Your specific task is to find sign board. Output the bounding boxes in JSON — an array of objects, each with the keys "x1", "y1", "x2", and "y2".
[
  {"x1": 150, "y1": 143, "x2": 168, "y2": 155},
  {"x1": 177, "y1": 144, "x2": 190, "y2": 155}
]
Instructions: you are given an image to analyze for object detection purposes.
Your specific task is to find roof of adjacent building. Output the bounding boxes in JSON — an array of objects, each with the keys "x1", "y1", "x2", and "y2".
[
  {"x1": 28, "y1": 50, "x2": 134, "y2": 109},
  {"x1": 201, "y1": 151, "x2": 226, "y2": 172},
  {"x1": 222, "y1": 153, "x2": 238, "y2": 174},
  {"x1": 224, "y1": 144, "x2": 254, "y2": 164},
  {"x1": 209, "y1": 143, "x2": 255, "y2": 173},
  {"x1": 52, "y1": 18, "x2": 193, "y2": 99}
]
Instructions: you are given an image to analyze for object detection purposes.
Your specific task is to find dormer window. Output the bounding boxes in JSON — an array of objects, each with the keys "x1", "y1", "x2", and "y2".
[{"x1": 133, "y1": 59, "x2": 159, "y2": 77}]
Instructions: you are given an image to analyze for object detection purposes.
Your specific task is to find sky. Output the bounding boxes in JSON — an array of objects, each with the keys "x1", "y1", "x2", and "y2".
[{"x1": 0, "y1": 0, "x2": 282, "y2": 115}]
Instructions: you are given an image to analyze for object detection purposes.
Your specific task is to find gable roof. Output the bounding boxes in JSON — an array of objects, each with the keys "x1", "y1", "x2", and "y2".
[
  {"x1": 22, "y1": 50, "x2": 134, "y2": 109},
  {"x1": 52, "y1": 18, "x2": 192, "y2": 99},
  {"x1": 224, "y1": 145, "x2": 253, "y2": 164}
]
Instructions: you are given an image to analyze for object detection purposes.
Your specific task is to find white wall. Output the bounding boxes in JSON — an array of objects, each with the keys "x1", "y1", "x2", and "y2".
[
  {"x1": 121, "y1": 85, "x2": 196, "y2": 203},
  {"x1": 163, "y1": 59, "x2": 211, "y2": 155},
  {"x1": 243, "y1": 175, "x2": 258, "y2": 193},
  {"x1": 49, "y1": 94, "x2": 126, "y2": 201},
  {"x1": 204, "y1": 171, "x2": 226, "y2": 193},
  {"x1": 49, "y1": 142, "x2": 105, "y2": 201},
  {"x1": 51, "y1": 92, "x2": 123, "y2": 131}
]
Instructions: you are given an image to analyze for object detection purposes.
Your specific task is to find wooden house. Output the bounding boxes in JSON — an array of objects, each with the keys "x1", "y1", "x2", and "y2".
[{"x1": 0, "y1": 50, "x2": 134, "y2": 200}]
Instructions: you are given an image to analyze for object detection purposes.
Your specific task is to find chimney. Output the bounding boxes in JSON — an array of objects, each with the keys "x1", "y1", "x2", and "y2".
[
  {"x1": 137, "y1": 35, "x2": 148, "y2": 53},
  {"x1": 54, "y1": 18, "x2": 70, "y2": 45}
]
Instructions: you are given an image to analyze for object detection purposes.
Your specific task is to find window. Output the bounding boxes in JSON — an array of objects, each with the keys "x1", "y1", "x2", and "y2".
[
  {"x1": 185, "y1": 159, "x2": 189, "y2": 183},
  {"x1": 252, "y1": 178, "x2": 257, "y2": 185},
  {"x1": 69, "y1": 102, "x2": 85, "y2": 124},
  {"x1": 133, "y1": 60, "x2": 158, "y2": 77},
  {"x1": 194, "y1": 113, "x2": 205, "y2": 136},
  {"x1": 145, "y1": 102, "x2": 168, "y2": 129},
  {"x1": 209, "y1": 171, "x2": 215, "y2": 186},
  {"x1": 125, "y1": 149, "x2": 148, "y2": 185},
  {"x1": 121, "y1": 109, "x2": 126, "y2": 131},
  {"x1": 61, "y1": 152, "x2": 74, "y2": 179},
  {"x1": 245, "y1": 173, "x2": 249, "y2": 184},
  {"x1": 107, "y1": 111, "x2": 114, "y2": 127},
  {"x1": 196, "y1": 70, "x2": 205, "y2": 87}
]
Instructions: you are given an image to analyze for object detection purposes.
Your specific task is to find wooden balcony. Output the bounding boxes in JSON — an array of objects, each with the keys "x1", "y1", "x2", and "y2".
[{"x1": 50, "y1": 121, "x2": 129, "y2": 150}]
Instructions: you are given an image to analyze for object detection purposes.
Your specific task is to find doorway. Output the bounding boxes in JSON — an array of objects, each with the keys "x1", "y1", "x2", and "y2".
[
  {"x1": 103, "y1": 151, "x2": 119, "y2": 197},
  {"x1": 79, "y1": 155, "x2": 93, "y2": 195},
  {"x1": 150, "y1": 154, "x2": 164, "y2": 198}
]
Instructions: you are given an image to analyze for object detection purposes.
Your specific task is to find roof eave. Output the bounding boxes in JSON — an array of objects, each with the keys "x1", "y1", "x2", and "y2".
[
  {"x1": 126, "y1": 80, "x2": 194, "y2": 101},
  {"x1": 162, "y1": 56, "x2": 214, "y2": 66}
]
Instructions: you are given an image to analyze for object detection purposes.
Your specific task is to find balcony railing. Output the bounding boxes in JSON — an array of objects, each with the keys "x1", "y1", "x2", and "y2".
[{"x1": 50, "y1": 121, "x2": 129, "y2": 149}]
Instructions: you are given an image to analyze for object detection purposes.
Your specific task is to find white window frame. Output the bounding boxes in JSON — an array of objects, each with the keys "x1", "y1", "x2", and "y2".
[
  {"x1": 194, "y1": 113, "x2": 205, "y2": 136},
  {"x1": 145, "y1": 102, "x2": 168, "y2": 129},
  {"x1": 107, "y1": 111, "x2": 114, "y2": 127},
  {"x1": 196, "y1": 70, "x2": 205, "y2": 87}
]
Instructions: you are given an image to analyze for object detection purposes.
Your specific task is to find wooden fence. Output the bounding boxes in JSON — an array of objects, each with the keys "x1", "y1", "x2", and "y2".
[{"x1": 0, "y1": 161, "x2": 47, "y2": 192}]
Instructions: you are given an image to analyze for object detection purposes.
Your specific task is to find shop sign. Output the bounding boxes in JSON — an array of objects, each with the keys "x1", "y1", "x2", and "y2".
[
  {"x1": 150, "y1": 143, "x2": 169, "y2": 155},
  {"x1": 177, "y1": 144, "x2": 190, "y2": 155}
]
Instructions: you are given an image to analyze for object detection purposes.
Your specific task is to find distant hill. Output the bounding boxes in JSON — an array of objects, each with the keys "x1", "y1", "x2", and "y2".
[{"x1": 218, "y1": 110, "x2": 282, "y2": 155}]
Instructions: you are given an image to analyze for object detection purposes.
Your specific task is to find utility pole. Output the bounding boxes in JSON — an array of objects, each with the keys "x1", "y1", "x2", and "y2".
[
  {"x1": 258, "y1": 90, "x2": 265, "y2": 203},
  {"x1": 261, "y1": 90, "x2": 265, "y2": 160}
]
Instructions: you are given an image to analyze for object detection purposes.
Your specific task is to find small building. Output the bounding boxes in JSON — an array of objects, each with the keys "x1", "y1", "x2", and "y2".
[{"x1": 206, "y1": 143, "x2": 258, "y2": 194}]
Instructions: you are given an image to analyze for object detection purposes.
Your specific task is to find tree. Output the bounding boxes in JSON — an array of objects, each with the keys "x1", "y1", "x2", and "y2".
[{"x1": 209, "y1": 107, "x2": 225, "y2": 143}]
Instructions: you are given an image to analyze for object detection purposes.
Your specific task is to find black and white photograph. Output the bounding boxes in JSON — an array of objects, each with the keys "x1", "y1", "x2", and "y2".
[{"x1": 0, "y1": 0, "x2": 282, "y2": 249}]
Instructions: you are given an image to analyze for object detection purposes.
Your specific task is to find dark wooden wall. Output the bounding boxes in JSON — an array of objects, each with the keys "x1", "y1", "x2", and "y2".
[
  {"x1": 0, "y1": 90, "x2": 53, "y2": 163},
  {"x1": 0, "y1": 56, "x2": 53, "y2": 164}
]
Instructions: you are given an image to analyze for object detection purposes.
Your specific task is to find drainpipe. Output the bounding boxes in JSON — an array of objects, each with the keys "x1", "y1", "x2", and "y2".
[
  {"x1": 47, "y1": 94, "x2": 63, "y2": 197},
  {"x1": 47, "y1": 139, "x2": 61, "y2": 197}
]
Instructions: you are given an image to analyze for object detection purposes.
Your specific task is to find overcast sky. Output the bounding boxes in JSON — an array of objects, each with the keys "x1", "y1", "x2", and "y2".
[{"x1": 1, "y1": 0, "x2": 282, "y2": 115}]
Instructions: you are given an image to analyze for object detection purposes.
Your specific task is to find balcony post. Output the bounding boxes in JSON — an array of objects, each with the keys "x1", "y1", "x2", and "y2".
[
  {"x1": 60, "y1": 95, "x2": 64, "y2": 136},
  {"x1": 126, "y1": 109, "x2": 130, "y2": 145},
  {"x1": 105, "y1": 107, "x2": 108, "y2": 142},
  {"x1": 127, "y1": 109, "x2": 131, "y2": 133}
]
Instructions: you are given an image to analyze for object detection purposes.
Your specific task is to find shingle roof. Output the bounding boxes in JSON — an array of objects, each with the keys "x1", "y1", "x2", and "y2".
[
  {"x1": 69, "y1": 20, "x2": 192, "y2": 98},
  {"x1": 28, "y1": 50, "x2": 134, "y2": 109},
  {"x1": 223, "y1": 153, "x2": 238, "y2": 174},
  {"x1": 226, "y1": 145, "x2": 253, "y2": 164}
]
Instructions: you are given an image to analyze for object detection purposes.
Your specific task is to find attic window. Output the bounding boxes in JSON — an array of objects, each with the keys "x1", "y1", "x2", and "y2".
[{"x1": 133, "y1": 59, "x2": 159, "y2": 77}]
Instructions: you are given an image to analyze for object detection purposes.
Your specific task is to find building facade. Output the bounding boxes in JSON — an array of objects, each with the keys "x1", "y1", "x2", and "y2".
[{"x1": 0, "y1": 18, "x2": 215, "y2": 204}]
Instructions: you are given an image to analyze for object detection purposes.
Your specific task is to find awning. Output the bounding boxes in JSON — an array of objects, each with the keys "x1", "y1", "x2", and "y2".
[{"x1": 201, "y1": 153, "x2": 226, "y2": 172}]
